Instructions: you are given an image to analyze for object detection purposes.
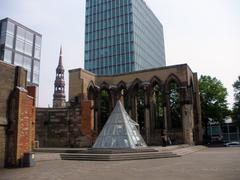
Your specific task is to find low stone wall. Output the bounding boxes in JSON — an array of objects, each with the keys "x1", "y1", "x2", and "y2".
[{"x1": 36, "y1": 105, "x2": 93, "y2": 148}]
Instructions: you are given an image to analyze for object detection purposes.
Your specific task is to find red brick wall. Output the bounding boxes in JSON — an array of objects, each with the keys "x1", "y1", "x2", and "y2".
[
  {"x1": 27, "y1": 86, "x2": 36, "y2": 148},
  {"x1": 5, "y1": 87, "x2": 36, "y2": 167},
  {"x1": 81, "y1": 100, "x2": 96, "y2": 144},
  {"x1": 16, "y1": 87, "x2": 36, "y2": 161}
]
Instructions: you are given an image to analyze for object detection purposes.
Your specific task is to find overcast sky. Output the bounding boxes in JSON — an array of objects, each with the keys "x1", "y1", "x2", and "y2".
[{"x1": 0, "y1": 0, "x2": 239, "y2": 108}]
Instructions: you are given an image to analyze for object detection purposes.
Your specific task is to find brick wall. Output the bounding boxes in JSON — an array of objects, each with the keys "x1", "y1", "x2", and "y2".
[
  {"x1": 0, "y1": 61, "x2": 36, "y2": 168},
  {"x1": 81, "y1": 100, "x2": 96, "y2": 144},
  {"x1": 36, "y1": 106, "x2": 90, "y2": 148},
  {"x1": 5, "y1": 87, "x2": 36, "y2": 167},
  {"x1": 17, "y1": 87, "x2": 35, "y2": 162},
  {"x1": 0, "y1": 62, "x2": 18, "y2": 168},
  {"x1": 36, "y1": 100, "x2": 96, "y2": 148},
  {"x1": 27, "y1": 86, "x2": 36, "y2": 149}
]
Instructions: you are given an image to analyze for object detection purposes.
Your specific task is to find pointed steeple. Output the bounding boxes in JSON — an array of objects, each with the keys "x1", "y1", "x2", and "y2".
[
  {"x1": 53, "y1": 46, "x2": 66, "y2": 108},
  {"x1": 58, "y1": 46, "x2": 63, "y2": 68}
]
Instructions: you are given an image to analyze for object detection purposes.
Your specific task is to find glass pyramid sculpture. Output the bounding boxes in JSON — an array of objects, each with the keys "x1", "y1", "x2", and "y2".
[{"x1": 93, "y1": 100, "x2": 147, "y2": 149}]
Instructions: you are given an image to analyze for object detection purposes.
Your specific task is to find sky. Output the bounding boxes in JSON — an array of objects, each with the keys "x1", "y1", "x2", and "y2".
[{"x1": 0, "y1": 0, "x2": 239, "y2": 108}]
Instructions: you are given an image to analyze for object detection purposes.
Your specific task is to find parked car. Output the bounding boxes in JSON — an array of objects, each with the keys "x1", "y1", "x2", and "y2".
[
  {"x1": 211, "y1": 135, "x2": 223, "y2": 143},
  {"x1": 224, "y1": 141, "x2": 240, "y2": 147}
]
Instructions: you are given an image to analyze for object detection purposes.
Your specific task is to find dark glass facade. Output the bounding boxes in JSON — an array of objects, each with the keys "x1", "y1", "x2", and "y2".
[
  {"x1": 0, "y1": 18, "x2": 42, "y2": 85},
  {"x1": 84, "y1": 0, "x2": 166, "y2": 75}
]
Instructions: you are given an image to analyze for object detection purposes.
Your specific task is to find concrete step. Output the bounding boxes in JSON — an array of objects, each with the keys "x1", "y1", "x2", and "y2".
[
  {"x1": 172, "y1": 146, "x2": 206, "y2": 156},
  {"x1": 60, "y1": 152, "x2": 180, "y2": 161}
]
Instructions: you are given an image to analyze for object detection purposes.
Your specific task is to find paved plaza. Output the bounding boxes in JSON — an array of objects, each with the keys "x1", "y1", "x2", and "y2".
[{"x1": 1, "y1": 147, "x2": 240, "y2": 180}]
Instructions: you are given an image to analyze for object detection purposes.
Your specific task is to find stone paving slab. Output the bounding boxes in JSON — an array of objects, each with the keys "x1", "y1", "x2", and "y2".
[
  {"x1": 34, "y1": 145, "x2": 203, "y2": 162},
  {"x1": 1, "y1": 147, "x2": 240, "y2": 180},
  {"x1": 34, "y1": 153, "x2": 61, "y2": 162}
]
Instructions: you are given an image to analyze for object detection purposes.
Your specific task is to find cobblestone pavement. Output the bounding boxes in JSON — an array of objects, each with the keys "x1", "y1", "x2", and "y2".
[{"x1": 1, "y1": 147, "x2": 240, "y2": 180}]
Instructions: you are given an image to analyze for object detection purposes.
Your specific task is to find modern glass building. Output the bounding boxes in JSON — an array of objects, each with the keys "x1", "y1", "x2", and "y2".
[
  {"x1": 84, "y1": 0, "x2": 166, "y2": 75},
  {"x1": 0, "y1": 18, "x2": 42, "y2": 86}
]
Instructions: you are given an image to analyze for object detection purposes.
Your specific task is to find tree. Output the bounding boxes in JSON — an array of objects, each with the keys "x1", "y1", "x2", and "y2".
[
  {"x1": 199, "y1": 75, "x2": 229, "y2": 142},
  {"x1": 232, "y1": 76, "x2": 240, "y2": 126}
]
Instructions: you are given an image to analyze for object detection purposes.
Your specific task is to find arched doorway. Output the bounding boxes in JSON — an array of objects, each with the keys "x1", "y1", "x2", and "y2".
[
  {"x1": 129, "y1": 79, "x2": 145, "y2": 137},
  {"x1": 98, "y1": 89, "x2": 112, "y2": 133},
  {"x1": 168, "y1": 81, "x2": 182, "y2": 129},
  {"x1": 136, "y1": 88, "x2": 145, "y2": 135},
  {"x1": 166, "y1": 78, "x2": 183, "y2": 144},
  {"x1": 152, "y1": 84, "x2": 164, "y2": 129}
]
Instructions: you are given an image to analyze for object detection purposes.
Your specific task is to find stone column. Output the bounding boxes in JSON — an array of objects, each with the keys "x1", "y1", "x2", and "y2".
[
  {"x1": 110, "y1": 89, "x2": 116, "y2": 109},
  {"x1": 164, "y1": 107, "x2": 168, "y2": 130},
  {"x1": 143, "y1": 83, "x2": 150, "y2": 144},
  {"x1": 165, "y1": 89, "x2": 172, "y2": 131},
  {"x1": 132, "y1": 96, "x2": 137, "y2": 122},
  {"x1": 96, "y1": 97, "x2": 101, "y2": 134},
  {"x1": 193, "y1": 73, "x2": 203, "y2": 144},
  {"x1": 149, "y1": 95, "x2": 155, "y2": 132},
  {"x1": 182, "y1": 104, "x2": 194, "y2": 145}
]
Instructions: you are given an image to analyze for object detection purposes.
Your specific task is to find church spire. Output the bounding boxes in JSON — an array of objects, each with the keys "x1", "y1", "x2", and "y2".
[
  {"x1": 58, "y1": 46, "x2": 63, "y2": 67},
  {"x1": 53, "y1": 46, "x2": 66, "y2": 108}
]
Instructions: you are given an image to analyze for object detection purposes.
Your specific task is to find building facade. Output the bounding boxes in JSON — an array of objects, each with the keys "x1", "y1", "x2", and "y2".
[
  {"x1": 84, "y1": 0, "x2": 166, "y2": 75},
  {"x1": 0, "y1": 18, "x2": 42, "y2": 86},
  {"x1": 69, "y1": 64, "x2": 203, "y2": 146}
]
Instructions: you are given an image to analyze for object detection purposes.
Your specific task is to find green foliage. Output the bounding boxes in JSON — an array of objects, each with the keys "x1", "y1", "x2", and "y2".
[
  {"x1": 169, "y1": 82, "x2": 181, "y2": 128},
  {"x1": 136, "y1": 89, "x2": 145, "y2": 131},
  {"x1": 153, "y1": 84, "x2": 164, "y2": 128},
  {"x1": 232, "y1": 76, "x2": 240, "y2": 125},
  {"x1": 199, "y1": 75, "x2": 229, "y2": 126},
  {"x1": 100, "y1": 90, "x2": 110, "y2": 129}
]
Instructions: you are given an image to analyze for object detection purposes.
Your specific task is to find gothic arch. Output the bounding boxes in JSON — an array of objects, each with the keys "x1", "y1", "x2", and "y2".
[
  {"x1": 165, "y1": 73, "x2": 182, "y2": 90},
  {"x1": 150, "y1": 76, "x2": 162, "y2": 86},
  {"x1": 117, "y1": 80, "x2": 127, "y2": 90},
  {"x1": 166, "y1": 74, "x2": 182, "y2": 131},
  {"x1": 129, "y1": 78, "x2": 142, "y2": 92},
  {"x1": 87, "y1": 81, "x2": 97, "y2": 100},
  {"x1": 100, "y1": 81, "x2": 110, "y2": 90},
  {"x1": 150, "y1": 76, "x2": 163, "y2": 95}
]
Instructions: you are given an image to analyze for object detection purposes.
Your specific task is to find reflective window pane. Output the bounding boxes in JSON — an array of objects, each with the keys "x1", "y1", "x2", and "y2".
[
  {"x1": 4, "y1": 48, "x2": 12, "y2": 63},
  {"x1": 23, "y1": 56, "x2": 32, "y2": 71},
  {"x1": 33, "y1": 73, "x2": 39, "y2": 84},
  {"x1": 33, "y1": 60, "x2": 40, "y2": 73},
  {"x1": 34, "y1": 46, "x2": 41, "y2": 59},
  {"x1": 1, "y1": 22, "x2": 7, "y2": 35},
  {"x1": 35, "y1": 36, "x2": 41, "y2": 47},
  {"x1": 15, "y1": 39, "x2": 24, "y2": 52},
  {"x1": 5, "y1": 34, "x2": 14, "y2": 48},
  {"x1": 16, "y1": 27, "x2": 25, "y2": 39},
  {"x1": 0, "y1": 34, "x2": 5, "y2": 44},
  {"x1": 25, "y1": 31, "x2": 33, "y2": 44},
  {"x1": 24, "y1": 42, "x2": 33, "y2": 56},
  {"x1": 23, "y1": 56, "x2": 32, "y2": 81},
  {"x1": 6, "y1": 22, "x2": 15, "y2": 35},
  {"x1": 14, "y1": 53, "x2": 24, "y2": 66},
  {"x1": 0, "y1": 22, "x2": 7, "y2": 45},
  {"x1": 33, "y1": 60, "x2": 40, "y2": 84}
]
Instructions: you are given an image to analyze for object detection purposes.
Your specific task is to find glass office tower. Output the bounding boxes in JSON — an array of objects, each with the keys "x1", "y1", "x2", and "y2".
[
  {"x1": 0, "y1": 18, "x2": 42, "y2": 85},
  {"x1": 84, "y1": 0, "x2": 166, "y2": 75}
]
